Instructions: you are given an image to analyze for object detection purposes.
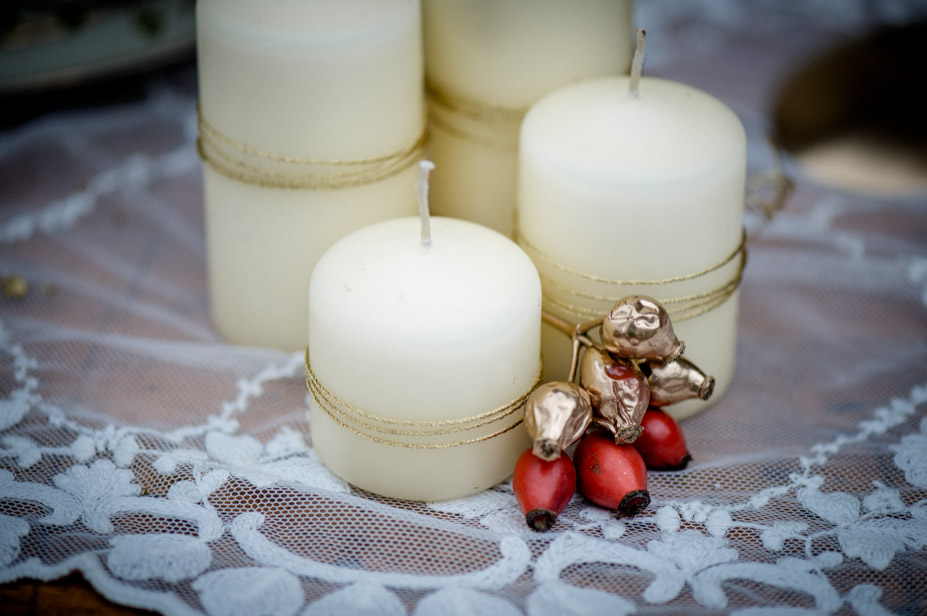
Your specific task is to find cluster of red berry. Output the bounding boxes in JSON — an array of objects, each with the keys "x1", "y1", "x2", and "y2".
[
  {"x1": 513, "y1": 296, "x2": 713, "y2": 532},
  {"x1": 514, "y1": 406, "x2": 691, "y2": 531}
]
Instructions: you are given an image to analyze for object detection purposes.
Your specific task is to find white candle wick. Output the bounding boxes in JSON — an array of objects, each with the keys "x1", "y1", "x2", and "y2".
[
  {"x1": 629, "y1": 28, "x2": 646, "y2": 98},
  {"x1": 416, "y1": 160, "x2": 436, "y2": 248}
]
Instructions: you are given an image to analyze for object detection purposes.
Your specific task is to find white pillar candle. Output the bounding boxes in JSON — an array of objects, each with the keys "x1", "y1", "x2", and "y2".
[
  {"x1": 306, "y1": 182, "x2": 541, "y2": 501},
  {"x1": 518, "y1": 74, "x2": 747, "y2": 418},
  {"x1": 197, "y1": 0, "x2": 425, "y2": 350},
  {"x1": 422, "y1": 0, "x2": 633, "y2": 238}
]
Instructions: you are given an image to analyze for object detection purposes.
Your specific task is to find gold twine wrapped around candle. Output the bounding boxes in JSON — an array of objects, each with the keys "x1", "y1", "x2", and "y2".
[
  {"x1": 518, "y1": 229, "x2": 747, "y2": 323},
  {"x1": 305, "y1": 350, "x2": 542, "y2": 449},
  {"x1": 196, "y1": 107, "x2": 428, "y2": 190},
  {"x1": 426, "y1": 80, "x2": 526, "y2": 151}
]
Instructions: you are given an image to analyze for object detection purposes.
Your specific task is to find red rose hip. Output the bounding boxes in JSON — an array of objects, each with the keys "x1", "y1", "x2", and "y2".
[
  {"x1": 574, "y1": 431, "x2": 650, "y2": 517},
  {"x1": 634, "y1": 407, "x2": 691, "y2": 470},
  {"x1": 513, "y1": 447, "x2": 576, "y2": 531}
]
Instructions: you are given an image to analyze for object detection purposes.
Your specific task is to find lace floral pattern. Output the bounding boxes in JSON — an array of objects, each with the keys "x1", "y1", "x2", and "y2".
[{"x1": 2, "y1": 1, "x2": 927, "y2": 614}]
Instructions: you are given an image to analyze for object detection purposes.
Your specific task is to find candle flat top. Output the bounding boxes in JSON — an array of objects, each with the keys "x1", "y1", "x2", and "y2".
[
  {"x1": 309, "y1": 217, "x2": 541, "y2": 348},
  {"x1": 521, "y1": 76, "x2": 746, "y2": 184},
  {"x1": 198, "y1": 0, "x2": 418, "y2": 43}
]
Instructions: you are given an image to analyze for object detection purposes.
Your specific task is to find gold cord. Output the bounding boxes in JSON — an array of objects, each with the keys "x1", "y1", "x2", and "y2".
[
  {"x1": 519, "y1": 230, "x2": 745, "y2": 286},
  {"x1": 520, "y1": 230, "x2": 747, "y2": 323},
  {"x1": 426, "y1": 81, "x2": 527, "y2": 124},
  {"x1": 305, "y1": 350, "x2": 541, "y2": 449},
  {"x1": 426, "y1": 81, "x2": 525, "y2": 150},
  {"x1": 196, "y1": 106, "x2": 428, "y2": 190}
]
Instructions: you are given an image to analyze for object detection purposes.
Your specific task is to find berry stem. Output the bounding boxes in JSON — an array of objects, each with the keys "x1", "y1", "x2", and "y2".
[
  {"x1": 617, "y1": 489, "x2": 650, "y2": 517},
  {"x1": 541, "y1": 311, "x2": 574, "y2": 337},
  {"x1": 540, "y1": 311, "x2": 600, "y2": 383},
  {"x1": 526, "y1": 509, "x2": 557, "y2": 532},
  {"x1": 575, "y1": 316, "x2": 604, "y2": 337},
  {"x1": 541, "y1": 311, "x2": 596, "y2": 348}
]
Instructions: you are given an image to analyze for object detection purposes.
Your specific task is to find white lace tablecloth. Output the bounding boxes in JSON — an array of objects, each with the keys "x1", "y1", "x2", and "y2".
[{"x1": 2, "y1": 2, "x2": 927, "y2": 615}]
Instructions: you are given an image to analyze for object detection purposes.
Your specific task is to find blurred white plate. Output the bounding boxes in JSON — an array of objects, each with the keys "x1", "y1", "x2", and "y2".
[{"x1": 0, "y1": 0, "x2": 195, "y2": 95}]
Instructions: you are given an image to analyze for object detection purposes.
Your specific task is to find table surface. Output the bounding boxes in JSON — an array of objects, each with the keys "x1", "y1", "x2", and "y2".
[{"x1": 2, "y1": 2, "x2": 927, "y2": 615}]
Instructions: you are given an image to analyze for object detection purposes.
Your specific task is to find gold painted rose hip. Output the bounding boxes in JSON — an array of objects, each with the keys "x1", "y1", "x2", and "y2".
[
  {"x1": 524, "y1": 381, "x2": 593, "y2": 461},
  {"x1": 601, "y1": 295, "x2": 685, "y2": 362},
  {"x1": 580, "y1": 346, "x2": 649, "y2": 444}
]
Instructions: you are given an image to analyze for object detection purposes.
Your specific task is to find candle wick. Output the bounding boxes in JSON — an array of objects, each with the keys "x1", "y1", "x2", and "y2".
[
  {"x1": 629, "y1": 28, "x2": 646, "y2": 98},
  {"x1": 416, "y1": 160, "x2": 435, "y2": 248}
]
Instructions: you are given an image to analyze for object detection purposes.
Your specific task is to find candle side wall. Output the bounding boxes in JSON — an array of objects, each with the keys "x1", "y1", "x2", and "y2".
[
  {"x1": 422, "y1": 0, "x2": 633, "y2": 238},
  {"x1": 518, "y1": 76, "x2": 747, "y2": 416},
  {"x1": 204, "y1": 168, "x2": 418, "y2": 350},
  {"x1": 307, "y1": 217, "x2": 541, "y2": 500},
  {"x1": 309, "y1": 218, "x2": 541, "y2": 419},
  {"x1": 198, "y1": 0, "x2": 423, "y2": 159},
  {"x1": 197, "y1": 0, "x2": 424, "y2": 349},
  {"x1": 423, "y1": 0, "x2": 633, "y2": 106}
]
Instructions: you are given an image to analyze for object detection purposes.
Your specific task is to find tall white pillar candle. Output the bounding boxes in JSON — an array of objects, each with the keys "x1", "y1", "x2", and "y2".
[
  {"x1": 307, "y1": 214, "x2": 541, "y2": 501},
  {"x1": 197, "y1": 0, "x2": 425, "y2": 349},
  {"x1": 422, "y1": 0, "x2": 633, "y2": 238},
  {"x1": 518, "y1": 76, "x2": 747, "y2": 418}
]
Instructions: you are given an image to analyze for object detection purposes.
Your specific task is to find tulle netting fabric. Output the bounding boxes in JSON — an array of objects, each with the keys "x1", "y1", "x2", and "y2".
[{"x1": 2, "y1": 1, "x2": 927, "y2": 614}]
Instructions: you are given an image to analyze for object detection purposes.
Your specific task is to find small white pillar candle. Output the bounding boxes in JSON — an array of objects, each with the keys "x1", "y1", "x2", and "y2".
[
  {"x1": 307, "y1": 168, "x2": 541, "y2": 501},
  {"x1": 422, "y1": 0, "x2": 634, "y2": 238},
  {"x1": 197, "y1": 0, "x2": 425, "y2": 349},
  {"x1": 518, "y1": 63, "x2": 746, "y2": 418}
]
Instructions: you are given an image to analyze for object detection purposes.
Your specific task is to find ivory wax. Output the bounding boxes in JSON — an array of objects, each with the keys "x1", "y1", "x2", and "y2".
[
  {"x1": 197, "y1": 0, "x2": 425, "y2": 349},
  {"x1": 518, "y1": 77, "x2": 747, "y2": 417},
  {"x1": 422, "y1": 0, "x2": 633, "y2": 238},
  {"x1": 308, "y1": 217, "x2": 540, "y2": 501}
]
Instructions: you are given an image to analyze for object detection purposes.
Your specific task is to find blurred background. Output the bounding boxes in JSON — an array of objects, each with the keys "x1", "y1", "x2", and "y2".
[
  {"x1": 2, "y1": 0, "x2": 927, "y2": 197},
  {"x1": 0, "y1": 0, "x2": 196, "y2": 127},
  {"x1": 1, "y1": 2, "x2": 926, "y2": 613}
]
